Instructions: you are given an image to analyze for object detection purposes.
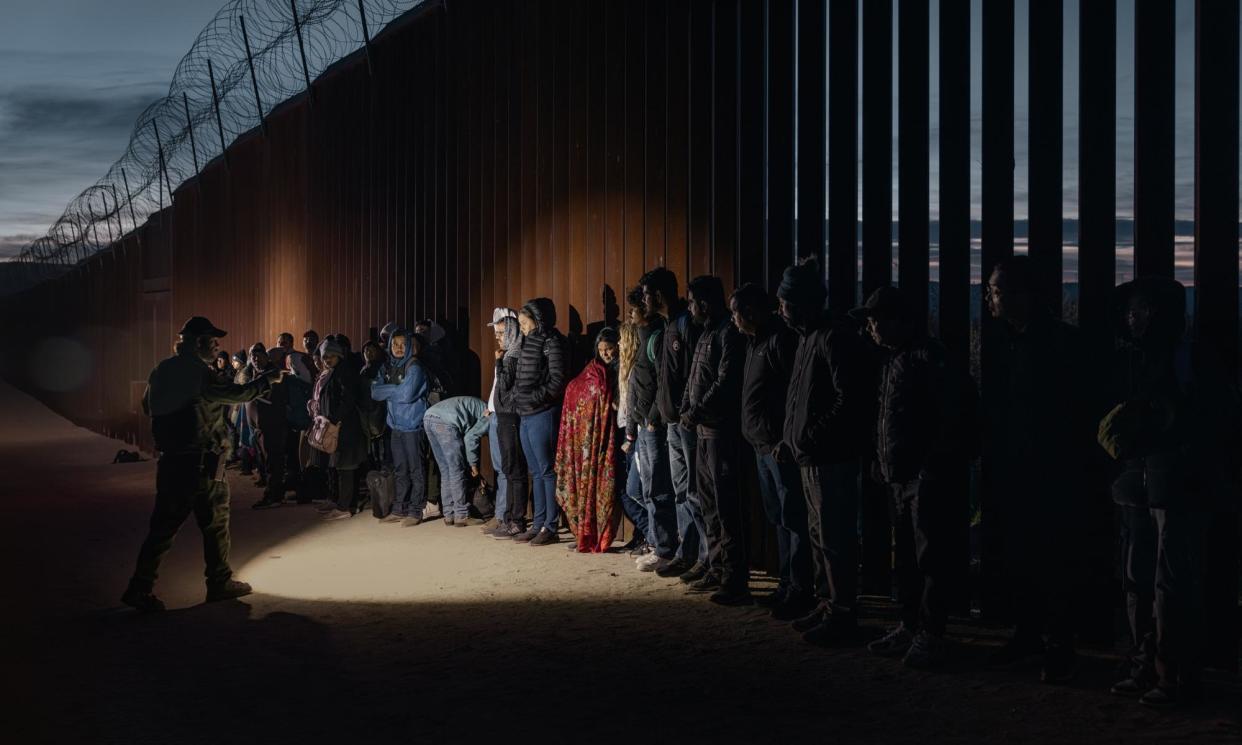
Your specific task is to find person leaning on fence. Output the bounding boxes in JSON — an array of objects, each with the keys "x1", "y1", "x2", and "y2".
[
  {"x1": 121, "y1": 316, "x2": 282, "y2": 613},
  {"x1": 422, "y1": 396, "x2": 491, "y2": 526},
  {"x1": 851, "y1": 285, "x2": 979, "y2": 670},
  {"x1": 371, "y1": 328, "x2": 432, "y2": 526}
]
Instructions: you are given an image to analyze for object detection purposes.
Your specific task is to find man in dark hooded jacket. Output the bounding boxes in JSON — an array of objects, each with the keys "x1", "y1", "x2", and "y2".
[
  {"x1": 1101, "y1": 276, "x2": 1241, "y2": 705},
  {"x1": 775, "y1": 258, "x2": 872, "y2": 646},
  {"x1": 121, "y1": 317, "x2": 278, "y2": 612}
]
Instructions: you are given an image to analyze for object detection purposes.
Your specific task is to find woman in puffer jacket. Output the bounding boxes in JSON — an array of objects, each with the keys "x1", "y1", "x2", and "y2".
[{"x1": 511, "y1": 297, "x2": 567, "y2": 545}]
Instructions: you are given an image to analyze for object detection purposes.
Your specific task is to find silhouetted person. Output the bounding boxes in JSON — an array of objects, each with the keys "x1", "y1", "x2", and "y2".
[
  {"x1": 1100, "y1": 277, "x2": 1241, "y2": 706},
  {"x1": 248, "y1": 344, "x2": 295, "y2": 510},
  {"x1": 642, "y1": 267, "x2": 707, "y2": 577},
  {"x1": 679, "y1": 275, "x2": 749, "y2": 604},
  {"x1": 512, "y1": 298, "x2": 567, "y2": 545},
  {"x1": 731, "y1": 282, "x2": 813, "y2": 621},
  {"x1": 985, "y1": 256, "x2": 1090, "y2": 684},
  {"x1": 851, "y1": 286, "x2": 978, "y2": 669},
  {"x1": 776, "y1": 258, "x2": 871, "y2": 647},
  {"x1": 121, "y1": 316, "x2": 277, "y2": 612}
]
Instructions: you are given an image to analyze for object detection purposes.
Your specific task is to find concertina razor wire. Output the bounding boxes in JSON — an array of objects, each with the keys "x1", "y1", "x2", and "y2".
[{"x1": 15, "y1": 0, "x2": 427, "y2": 273}]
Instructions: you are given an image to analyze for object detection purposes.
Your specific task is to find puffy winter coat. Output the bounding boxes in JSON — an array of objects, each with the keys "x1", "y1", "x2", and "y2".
[
  {"x1": 741, "y1": 315, "x2": 798, "y2": 454},
  {"x1": 680, "y1": 314, "x2": 746, "y2": 438},
  {"x1": 513, "y1": 298, "x2": 567, "y2": 416},
  {"x1": 782, "y1": 314, "x2": 872, "y2": 466}
]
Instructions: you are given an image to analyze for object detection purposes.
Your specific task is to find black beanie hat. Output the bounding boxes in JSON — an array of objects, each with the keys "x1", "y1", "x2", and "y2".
[{"x1": 776, "y1": 259, "x2": 827, "y2": 308}]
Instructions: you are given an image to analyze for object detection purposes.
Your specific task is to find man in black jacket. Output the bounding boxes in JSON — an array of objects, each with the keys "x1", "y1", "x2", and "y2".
[
  {"x1": 641, "y1": 267, "x2": 707, "y2": 577},
  {"x1": 732, "y1": 283, "x2": 813, "y2": 620},
  {"x1": 984, "y1": 256, "x2": 1090, "y2": 683},
  {"x1": 624, "y1": 290, "x2": 680, "y2": 568},
  {"x1": 775, "y1": 259, "x2": 872, "y2": 646},
  {"x1": 851, "y1": 286, "x2": 977, "y2": 668},
  {"x1": 121, "y1": 317, "x2": 279, "y2": 612},
  {"x1": 679, "y1": 275, "x2": 749, "y2": 604}
]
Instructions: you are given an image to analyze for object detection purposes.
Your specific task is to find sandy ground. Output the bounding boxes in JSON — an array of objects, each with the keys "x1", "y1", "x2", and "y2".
[{"x1": 2, "y1": 380, "x2": 1239, "y2": 745}]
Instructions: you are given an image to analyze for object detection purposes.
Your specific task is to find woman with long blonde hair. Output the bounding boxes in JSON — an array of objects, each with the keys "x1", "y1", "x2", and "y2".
[{"x1": 615, "y1": 291, "x2": 651, "y2": 552}]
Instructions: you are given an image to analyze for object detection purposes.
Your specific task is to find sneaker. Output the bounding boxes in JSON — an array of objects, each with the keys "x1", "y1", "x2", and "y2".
[
  {"x1": 636, "y1": 553, "x2": 662, "y2": 571},
  {"x1": 756, "y1": 586, "x2": 788, "y2": 608},
  {"x1": 205, "y1": 579, "x2": 253, "y2": 603},
  {"x1": 464, "y1": 516, "x2": 487, "y2": 526},
  {"x1": 709, "y1": 585, "x2": 754, "y2": 607},
  {"x1": 1111, "y1": 677, "x2": 1151, "y2": 696},
  {"x1": 765, "y1": 592, "x2": 811, "y2": 621},
  {"x1": 688, "y1": 571, "x2": 723, "y2": 592},
  {"x1": 443, "y1": 516, "x2": 456, "y2": 526},
  {"x1": 988, "y1": 635, "x2": 1046, "y2": 669},
  {"x1": 453, "y1": 518, "x2": 469, "y2": 527},
  {"x1": 868, "y1": 624, "x2": 915, "y2": 657},
  {"x1": 656, "y1": 558, "x2": 691, "y2": 578},
  {"x1": 322, "y1": 508, "x2": 353, "y2": 521},
  {"x1": 251, "y1": 497, "x2": 282, "y2": 510},
  {"x1": 903, "y1": 630, "x2": 947, "y2": 669},
  {"x1": 315, "y1": 501, "x2": 337, "y2": 513},
  {"x1": 802, "y1": 615, "x2": 860, "y2": 647},
  {"x1": 379, "y1": 513, "x2": 404, "y2": 523},
  {"x1": 628, "y1": 541, "x2": 652, "y2": 557},
  {"x1": 483, "y1": 521, "x2": 509, "y2": 537},
  {"x1": 678, "y1": 562, "x2": 708, "y2": 584},
  {"x1": 790, "y1": 601, "x2": 831, "y2": 632},
  {"x1": 120, "y1": 585, "x2": 165, "y2": 613},
  {"x1": 1139, "y1": 685, "x2": 1179, "y2": 708},
  {"x1": 513, "y1": 527, "x2": 540, "y2": 543},
  {"x1": 496, "y1": 523, "x2": 525, "y2": 540},
  {"x1": 401, "y1": 516, "x2": 424, "y2": 527},
  {"x1": 620, "y1": 535, "x2": 644, "y2": 552},
  {"x1": 1040, "y1": 646, "x2": 1079, "y2": 685},
  {"x1": 530, "y1": 528, "x2": 560, "y2": 546}
]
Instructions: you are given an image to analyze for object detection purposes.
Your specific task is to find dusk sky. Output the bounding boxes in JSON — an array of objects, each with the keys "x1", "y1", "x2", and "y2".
[{"x1": 0, "y1": 0, "x2": 1207, "y2": 278}]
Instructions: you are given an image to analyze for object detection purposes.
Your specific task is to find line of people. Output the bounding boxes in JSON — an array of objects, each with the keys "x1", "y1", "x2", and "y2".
[{"x1": 127, "y1": 254, "x2": 1238, "y2": 711}]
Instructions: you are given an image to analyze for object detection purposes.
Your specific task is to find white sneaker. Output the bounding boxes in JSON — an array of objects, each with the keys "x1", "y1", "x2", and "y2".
[{"x1": 635, "y1": 553, "x2": 660, "y2": 570}]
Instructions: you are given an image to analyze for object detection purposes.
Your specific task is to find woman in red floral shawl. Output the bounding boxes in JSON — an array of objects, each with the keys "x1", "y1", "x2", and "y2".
[{"x1": 555, "y1": 328, "x2": 621, "y2": 552}]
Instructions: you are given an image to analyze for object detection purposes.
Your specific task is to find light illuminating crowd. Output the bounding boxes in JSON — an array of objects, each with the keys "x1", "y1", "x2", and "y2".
[{"x1": 121, "y1": 255, "x2": 1238, "y2": 709}]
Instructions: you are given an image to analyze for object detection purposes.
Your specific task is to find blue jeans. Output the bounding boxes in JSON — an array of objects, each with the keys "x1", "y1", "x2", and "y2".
[
  {"x1": 391, "y1": 428, "x2": 427, "y2": 518},
  {"x1": 520, "y1": 406, "x2": 560, "y2": 532},
  {"x1": 800, "y1": 460, "x2": 861, "y2": 611},
  {"x1": 424, "y1": 416, "x2": 468, "y2": 519},
  {"x1": 756, "y1": 450, "x2": 812, "y2": 596},
  {"x1": 668, "y1": 422, "x2": 706, "y2": 564},
  {"x1": 637, "y1": 426, "x2": 678, "y2": 559},
  {"x1": 618, "y1": 437, "x2": 650, "y2": 542},
  {"x1": 489, "y1": 415, "x2": 508, "y2": 522}
]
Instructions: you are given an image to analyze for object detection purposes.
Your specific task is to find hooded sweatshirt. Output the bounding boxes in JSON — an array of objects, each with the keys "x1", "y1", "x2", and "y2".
[
  {"x1": 370, "y1": 328, "x2": 430, "y2": 432},
  {"x1": 513, "y1": 298, "x2": 567, "y2": 416},
  {"x1": 492, "y1": 314, "x2": 524, "y2": 416}
]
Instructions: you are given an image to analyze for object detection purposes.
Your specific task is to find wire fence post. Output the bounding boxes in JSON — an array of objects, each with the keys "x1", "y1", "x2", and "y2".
[
  {"x1": 292, "y1": 0, "x2": 315, "y2": 102},
  {"x1": 207, "y1": 58, "x2": 230, "y2": 168},
  {"x1": 358, "y1": 0, "x2": 374, "y2": 75},
  {"x1": 182, "y1": 92, "x2": 201, "y2": 178},
  {"x1": 239, "y1": 14, "x2": 268, "y2": 135}
]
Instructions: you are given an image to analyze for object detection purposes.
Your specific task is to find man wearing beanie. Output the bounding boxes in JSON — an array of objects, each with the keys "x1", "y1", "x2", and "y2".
[{"x1": 775, "y1": 259, "x2": 871, "y2": 646}]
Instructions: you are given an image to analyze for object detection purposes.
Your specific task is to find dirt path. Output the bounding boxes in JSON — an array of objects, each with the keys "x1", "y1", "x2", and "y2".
[{"x1": 2, "y1": 380, "x2": 1237, "y2": 744}]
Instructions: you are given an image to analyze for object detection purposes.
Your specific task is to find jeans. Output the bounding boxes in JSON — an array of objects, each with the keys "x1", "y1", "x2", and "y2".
[
  {"x1": 697, "y1": 435, "x2": 747, "y2": 587},
  {"x1": 495, "y1": 412, "x2": 528, "y2": 524},
  {"x1": 637, "y1": 425, "x2": 679, "y2": 559},
  {"x1": 619, "y1": 439, "x2": 650, "y2": 542},
  {"x1": 800, "y1": 460, "x2": 861, "y2": 614},
  {"x1": 755, "y1": 450, "x2": 811, "y2": 596},
  {"x1": 520, "y1": 406, "x2": 560, "y2": 532},
  {"x1": 668, "y1": 422, "x2": 706, "y2": 564},
  {"x1": 1120, "y1": 504, "x2": 1157, "y2": 675},
  {"x1": 131, "y1": 452, "x2": 232, "y2": 591},
  {"x1": 424, "y1": 416, "x2": 469, "y2": 519},
  {"x1": 489, "y1": 415, "x2": 509, "y2": 522},
  {"x1": 391, "y1": 428, "x2": 428, "y2": 518},
  {"x1": 1151, "y1": 508, "x2": 1207, "y2": 688}
]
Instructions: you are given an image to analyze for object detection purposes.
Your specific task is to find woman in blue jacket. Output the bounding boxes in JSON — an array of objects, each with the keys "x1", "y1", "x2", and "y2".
[{"x1": 371, "y1": 329, "x2": 431, "y2": 525}]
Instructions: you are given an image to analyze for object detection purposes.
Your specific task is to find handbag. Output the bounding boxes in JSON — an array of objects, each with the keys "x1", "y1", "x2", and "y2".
[{"x1": 307, "y1": 415, "x2": 341, "y2": 454}]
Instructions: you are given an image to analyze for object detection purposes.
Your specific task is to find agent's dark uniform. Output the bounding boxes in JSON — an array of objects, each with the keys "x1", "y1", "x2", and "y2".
[{"x1": 127, "y1": 318, "x2": 269, "y2": 598}]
